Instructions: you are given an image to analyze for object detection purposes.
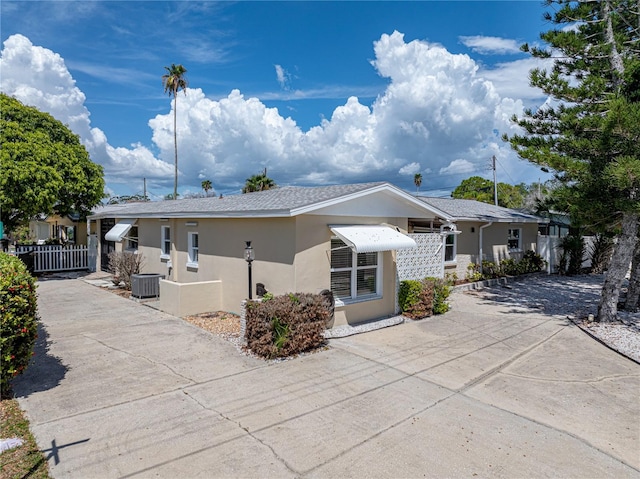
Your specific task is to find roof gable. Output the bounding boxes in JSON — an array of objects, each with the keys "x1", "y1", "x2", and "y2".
[{"x1": 91, "y1": 182, "x2": 442, "y2": 220}]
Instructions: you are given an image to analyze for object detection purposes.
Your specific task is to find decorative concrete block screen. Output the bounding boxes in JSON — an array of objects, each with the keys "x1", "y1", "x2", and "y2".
[{"x1": 397, "y1": 233, "x2": 443, "y2": 281}]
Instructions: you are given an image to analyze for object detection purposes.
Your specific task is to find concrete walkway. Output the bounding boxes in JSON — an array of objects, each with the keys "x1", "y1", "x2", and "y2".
[{"x1": 12, "y1": 278, "x2": 640, "y2": 478}]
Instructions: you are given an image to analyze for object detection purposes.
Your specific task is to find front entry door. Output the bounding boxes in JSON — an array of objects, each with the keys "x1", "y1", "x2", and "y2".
[{"x1": 100, "y1": 218, "x2": 116, "y2": 272}]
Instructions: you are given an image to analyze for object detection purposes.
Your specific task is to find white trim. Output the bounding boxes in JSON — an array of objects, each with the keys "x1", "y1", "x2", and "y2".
[
  {"x1": 444, "y1": 233, "x2": 457, "y2": 263},
  {"x1": 329, "y1": 225, "x2": 416, "y2": 253},
  {"x1": 104, "y1": 219, "x2": 136, "y2": 242},
  {"x1": 293, "y1": 183, "x2": 449, "y2": 219},
  {"x1": 187, "y1": 232, "x2": 199, "y2": 267},
  {"x1": 330, "y1": 237, "x2": 381, "y2": 301},
  {"x1": 508, "y1": 227, "x2": 522, "y2": 252},
  {"x1": 161, "y1": 225, "x2": 171, "y2": 257}
]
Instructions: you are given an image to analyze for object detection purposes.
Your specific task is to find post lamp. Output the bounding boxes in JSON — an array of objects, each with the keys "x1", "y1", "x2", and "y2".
[{"x1": 244, "y1": 241, "x2": 255, "y2": 299}]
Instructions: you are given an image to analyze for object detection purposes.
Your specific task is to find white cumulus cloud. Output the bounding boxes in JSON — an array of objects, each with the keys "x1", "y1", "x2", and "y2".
[
  {"x1": 439, "y1": 159, "x2": 476, "y2": 175},
  {"x1": 0, "y1": 34, "x2": 173, "y2": 190},
  {"x1": 2, "y1": 31, "x2": 547, "y2": 196},
  {"x1": 460, "y1": 35, "x2": 521, "y2": 55}
]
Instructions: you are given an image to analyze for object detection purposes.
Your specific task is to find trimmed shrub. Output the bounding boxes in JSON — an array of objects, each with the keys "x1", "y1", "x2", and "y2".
[
  {"x1": 245, "y1": 292, "x2": 328, "y2": 359},
  {"x1": 399, "y1": 279, "x2": 434, "y2": 319},
  {"x1": 426, "y1": 277, "x2": 452, "y2": 315},
  {"x1": 1, "y1": 253, "x2": 38, "y2": 397}
]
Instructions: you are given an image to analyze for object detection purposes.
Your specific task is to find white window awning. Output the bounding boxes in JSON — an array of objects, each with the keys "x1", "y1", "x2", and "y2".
[
  {"x1": 104, "y1": 219, "x2": 137, "y2": 242},
  {"x1": 330, "y1": 225, "x2": 416, "y2": 253}
]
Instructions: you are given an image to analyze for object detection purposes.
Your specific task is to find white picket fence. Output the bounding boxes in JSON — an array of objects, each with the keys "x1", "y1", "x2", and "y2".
[{"x1": 15, "y1": 245, "x2": 89, "y2": 273}]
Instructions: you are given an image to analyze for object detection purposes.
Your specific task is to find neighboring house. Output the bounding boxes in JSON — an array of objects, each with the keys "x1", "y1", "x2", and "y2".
[
  {"x1": 537, "y1": 210, "x2": 571, "y2": 237},
  {"x1": 89, "y1": 182, "x2": 446, "y2": 327},
  {"x1": 28, "y1": 213, "x2": 87, "y2": 245},
  {"x1": 412, "y1": 197, "x2": 545, "y2": 279}
]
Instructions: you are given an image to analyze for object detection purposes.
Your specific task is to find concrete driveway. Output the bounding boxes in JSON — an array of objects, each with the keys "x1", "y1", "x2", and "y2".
[{"x1": 12, "y1": 278, "x2": 640, "y2": 478}]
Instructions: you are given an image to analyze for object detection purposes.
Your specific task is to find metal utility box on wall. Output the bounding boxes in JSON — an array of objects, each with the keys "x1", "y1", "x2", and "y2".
[{"x1": 131, "y1": 273, "x2": 165, "y2": 299}]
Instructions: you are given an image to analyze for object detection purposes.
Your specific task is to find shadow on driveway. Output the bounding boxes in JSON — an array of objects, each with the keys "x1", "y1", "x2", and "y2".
[
  {"x1": 464, "y1": 274, "x2": 604, "y2": 319},
  {"x1": 12, "y1": 322, "x2": 68, "y2": 398}
]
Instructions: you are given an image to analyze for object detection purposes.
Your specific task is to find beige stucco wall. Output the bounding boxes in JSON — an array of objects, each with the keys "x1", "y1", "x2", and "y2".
[
  {"x1": 132, "y1": 214, "x2": 408, "y2": 324},
  {"x1": 159, "y1": 279, "x2": 223, "y2": 317},
  {"x1": 294, "y1": 215, "x2": 407, "y2": 326},
  {"x1": 445, "y1": 221, "x2": 540, "y2": 278}
]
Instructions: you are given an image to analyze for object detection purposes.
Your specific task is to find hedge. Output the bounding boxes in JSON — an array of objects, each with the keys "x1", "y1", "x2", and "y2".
[{"x1": 1, "y1": 253, "x2": 39, "y2": 397}]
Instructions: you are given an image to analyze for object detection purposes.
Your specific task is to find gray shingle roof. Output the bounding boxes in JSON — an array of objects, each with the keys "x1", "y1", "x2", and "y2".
[
  {"x1": 91, "y1": 182, "x2": 389, "y2": 219},
  {"x1": 417, "y1": 197, "x2": 543, "y2": 223}
]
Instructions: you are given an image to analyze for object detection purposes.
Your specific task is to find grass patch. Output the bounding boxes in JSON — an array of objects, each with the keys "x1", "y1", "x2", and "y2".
[{"x1": 0, "y1": 398, "x2": 50, "y2": 479}]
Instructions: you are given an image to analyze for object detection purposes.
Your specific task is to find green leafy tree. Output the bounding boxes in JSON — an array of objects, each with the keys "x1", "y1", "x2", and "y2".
[
  {"x1": 413, "y1": 173, "x2": 422, "y2": 193},
  {"x1": 451, "y1": 176, "x2": 528, "y2": 209},
  {"x1": 162, "y1": 64, "x2": 188, "y2": 201},
  {"x1": 0, "y1": 94, "x2": 104, "y2": 233},
  {"x1": 242, "y1": 169, "x2": 277, "y2": 193},
  {"x1": 506, "y1": 0, "x2": 639, "y2": 322}
]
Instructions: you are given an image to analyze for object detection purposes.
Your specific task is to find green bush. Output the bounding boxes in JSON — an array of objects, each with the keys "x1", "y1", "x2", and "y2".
[
  {"x1": 519, "y1": 250, "x2": 546, "y2": 273},
  {"x1": 426, "y1": 277, "x2": 452, "y2": 315},
  {"x1": 398, "y1": 280, "x2": 423, "y2": 312},
  {"x1": 0, "y1": 253, "x2": 39, "y2": 397},
  {"x1": 481, "y1": 260, "x2": 503, "y2": 280},
  {"x1": 558, "y1": 234, "x2": 585, "y2": 275},
  {"x1": 399, "y1": 280, "x2": 434, "y2": 319},
  {"x1": 245, "y1": 292, "x2": 328, "y2": 359},
  {"x1": 466, "y1": 263, "x2": 483, "y2": 282}
]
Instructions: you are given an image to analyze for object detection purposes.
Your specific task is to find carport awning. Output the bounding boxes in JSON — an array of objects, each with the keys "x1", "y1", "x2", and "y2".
[
  {"x1": 330, "y1": 225, "x2": 416, "y2": 253},
  {"x1": 104, "y1": 219, "x2": 136, "y2": 242}
]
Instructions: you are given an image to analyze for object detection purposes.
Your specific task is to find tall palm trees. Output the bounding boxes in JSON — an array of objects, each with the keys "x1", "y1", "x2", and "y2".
[
  {"x1": 162, "y1": 64, "x2": 188, "y2": 200},
  {"x1": 414, "y1": 173, "x2": 423, "y2": 194},
  {"x1": 242, "y1": 169, "x2": 276, "y2": 193},
  {"x1": 201, "y1": 179, "x2": 213, "y2": 197}
]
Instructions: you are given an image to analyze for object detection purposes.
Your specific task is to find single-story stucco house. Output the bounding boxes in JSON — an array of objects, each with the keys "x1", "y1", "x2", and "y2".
[
  {"x1": 411, "y1": 197, "x2": 545, "y2": 279},
  {"x1": 29, "y1": 213, "x2": 87, "y2": 245},
  {"x1": 89, "y1": 182, "x2": 451, "y2": 327}
]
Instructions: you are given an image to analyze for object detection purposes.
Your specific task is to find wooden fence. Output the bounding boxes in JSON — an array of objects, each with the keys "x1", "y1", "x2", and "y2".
[{"x1": 15, "y1": 244, "x2": 89, "y2": 273}]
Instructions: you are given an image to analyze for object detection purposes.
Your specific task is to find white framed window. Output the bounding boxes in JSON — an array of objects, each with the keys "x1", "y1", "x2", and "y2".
[
  {"x1": 161, "y1": 226, "x2": 171, "y2": 258},
  {"x1": 444, "y1": 233, "x2": 457, "y2": 262},
  {"x1": 126, "y1": 226, "x2": 139, "y2": 250},
  {"x1": 508, "y1": 228, "x2": 522, "y2": 251},
  {"x1": 330, "y1": 238, "x2": 381, "y2": 301},
  {"x1": 187, "y1": 232, "x2": 199, "y2": 268}
]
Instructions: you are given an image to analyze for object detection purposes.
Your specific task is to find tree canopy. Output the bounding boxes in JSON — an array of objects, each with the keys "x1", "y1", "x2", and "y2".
[
  {"x1": 0, "y1": 94, "x2": 105, "y2": 232},
  {"x1": 242, "y1": 170, "x2": 277, "y2": 194},
  {"x1": 505, "y1": 0, "x2": 639, "y2": 321},
  {"x1": 451, "y1": 176, "x2": 532, "y2": 210}
]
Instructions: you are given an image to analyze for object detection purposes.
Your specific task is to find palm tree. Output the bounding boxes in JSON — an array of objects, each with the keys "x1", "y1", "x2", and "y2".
[
  {"x1": 201, "y1": 179, "x2": 213, "y2": 197},
  {"x1": 242, "y1": 168, "x2": 276, "y2": 193},
  {"x1": 162, "y1": 64, "x2": 188, "y2": 200},
  {"x1": 414, "y1": 173, "x2": 423, "y2": 194}
]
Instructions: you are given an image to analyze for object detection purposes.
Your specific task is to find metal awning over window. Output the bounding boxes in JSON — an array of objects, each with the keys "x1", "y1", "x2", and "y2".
[
  {"x1": 330, "y1": 225, "x2": 416, "y2": 253},
  {"x1": 104, "y1": 219, "x2": 137, "y2": 242}
]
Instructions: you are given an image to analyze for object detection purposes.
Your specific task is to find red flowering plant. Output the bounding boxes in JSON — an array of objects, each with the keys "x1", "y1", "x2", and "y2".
[{"x1": 1, "y1": 252, "x2": 39, "y2": 397}]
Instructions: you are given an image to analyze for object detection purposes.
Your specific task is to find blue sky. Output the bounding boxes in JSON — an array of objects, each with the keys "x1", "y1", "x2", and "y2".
[{"x1": 1, "y1": 1, "x2": 553, "y2": 199}]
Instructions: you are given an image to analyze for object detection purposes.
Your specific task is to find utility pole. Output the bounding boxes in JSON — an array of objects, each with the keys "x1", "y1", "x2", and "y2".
[
  {"x1": 143, "y1": 178, "x2": 147, "y2": 201},
  {"x1": 492, "y1": 155, "x2": 498, "y2": 206}
]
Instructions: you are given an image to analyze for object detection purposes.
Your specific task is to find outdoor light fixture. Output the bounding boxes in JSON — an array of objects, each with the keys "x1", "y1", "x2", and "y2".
[{"x1": 244, "y1": 241, "x2": 255, "y2": 299}]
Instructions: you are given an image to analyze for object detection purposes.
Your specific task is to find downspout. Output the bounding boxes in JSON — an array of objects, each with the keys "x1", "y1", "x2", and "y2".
[{"x1": 479, "y1": 222, "x2": 493, "y2": 274}]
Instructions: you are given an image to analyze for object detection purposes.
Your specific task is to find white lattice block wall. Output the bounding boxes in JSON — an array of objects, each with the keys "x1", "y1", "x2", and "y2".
[{"x1": 397, "y1": 233, "x2": 443, "y2": 280}]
